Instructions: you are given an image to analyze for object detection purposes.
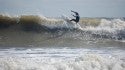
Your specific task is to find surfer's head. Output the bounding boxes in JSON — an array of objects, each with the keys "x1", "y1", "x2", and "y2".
[{"x1": 75, "y1": 12, "x2": 79, "y2": 15}]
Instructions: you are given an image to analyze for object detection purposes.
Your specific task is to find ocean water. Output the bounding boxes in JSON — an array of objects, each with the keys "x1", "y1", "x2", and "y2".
[{"x1": 0, "y1": 14, "x2": 125, "y2": 70}]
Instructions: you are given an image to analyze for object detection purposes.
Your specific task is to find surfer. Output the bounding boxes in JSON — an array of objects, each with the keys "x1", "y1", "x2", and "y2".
[{"x1": 70, "y1": 10, "x2": 80, "y2": 24}]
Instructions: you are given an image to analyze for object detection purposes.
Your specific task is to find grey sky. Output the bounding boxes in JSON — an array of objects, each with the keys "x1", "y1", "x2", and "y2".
[{"x1": 0, "y1": 0, "x2": 125, "y2": 17}]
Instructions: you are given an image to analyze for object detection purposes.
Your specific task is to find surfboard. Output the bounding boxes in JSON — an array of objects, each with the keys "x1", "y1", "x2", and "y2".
[{"x1": 61, "y1": 15, "x2": 83, "y2": 30}]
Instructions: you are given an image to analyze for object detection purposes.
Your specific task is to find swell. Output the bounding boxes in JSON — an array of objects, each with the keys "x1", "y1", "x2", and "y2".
[
  {"x1": 0, "y1": 14, "x2": 125, "y2": 41},
  {"x1": 0, "y1": 14, "x2": 102, "y2": 31},
  {"x1": 0, "y1": 14, "x2": 64, "y2": 32}
]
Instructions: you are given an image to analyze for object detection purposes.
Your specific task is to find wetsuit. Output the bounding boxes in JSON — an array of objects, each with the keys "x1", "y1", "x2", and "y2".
[{"x1": 70, "y1": 10, "x2": 80, "y2": 24}]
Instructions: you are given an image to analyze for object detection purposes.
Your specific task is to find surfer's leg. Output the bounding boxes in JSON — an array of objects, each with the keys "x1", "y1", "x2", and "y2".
[
  {"x1": 70, "y1": 19, "x2": 79, "y2": 24},
  {"x1": 70, "y1": 19, "x2": 76, "y2": 22}
]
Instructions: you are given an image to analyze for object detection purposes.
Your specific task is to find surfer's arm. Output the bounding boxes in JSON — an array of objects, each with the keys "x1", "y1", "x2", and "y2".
[
  {"x1": 71, "y1": 10, "x2": 76, "y2": 13},
  {"x1": 71, "y1": 10, "x2": 78, "y2": 14}
]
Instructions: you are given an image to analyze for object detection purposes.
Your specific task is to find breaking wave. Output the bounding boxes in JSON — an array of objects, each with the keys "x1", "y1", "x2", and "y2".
[
  {"x1": 0, "y1": 14, "x2": 125, "y2": 40},
  {"x1": 1, "y1": 14, "x2": 125, "y2": 47}
]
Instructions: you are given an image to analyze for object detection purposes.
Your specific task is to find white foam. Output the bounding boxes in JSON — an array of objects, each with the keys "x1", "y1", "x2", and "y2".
[
  {"x1": 80, "y1": 19, "x2": 125, "y2": 40},
  {"x1": 0, "y1": 48, "x2": 125, "y2": 70},
  {"x1": 0, "y1": 54, "x2": 124, "y2": 70}
]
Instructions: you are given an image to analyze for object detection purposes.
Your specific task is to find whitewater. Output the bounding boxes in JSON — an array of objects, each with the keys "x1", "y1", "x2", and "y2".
[{"x1": 0, "y1": 14, "x2": 125, "y2": 70}]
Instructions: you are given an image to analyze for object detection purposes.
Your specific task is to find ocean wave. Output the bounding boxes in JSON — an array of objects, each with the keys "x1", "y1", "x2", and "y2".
[{"x1": 0, "y1": 14, "x2": 125, "y2": 41}]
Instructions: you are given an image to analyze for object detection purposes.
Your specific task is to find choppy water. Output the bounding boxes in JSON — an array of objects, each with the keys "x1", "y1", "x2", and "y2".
[
  {"x1": 0, "y1": 14, "x2": 125, "y2": 70},
  {"x1": 0, "y1": 48, "x2": 125, "y2": 70}
]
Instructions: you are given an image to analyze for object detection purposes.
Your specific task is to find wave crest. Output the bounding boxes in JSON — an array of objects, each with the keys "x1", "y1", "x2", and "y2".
[{"x1": 0, "y1": 14, "x2": 125, "y2": 40}]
